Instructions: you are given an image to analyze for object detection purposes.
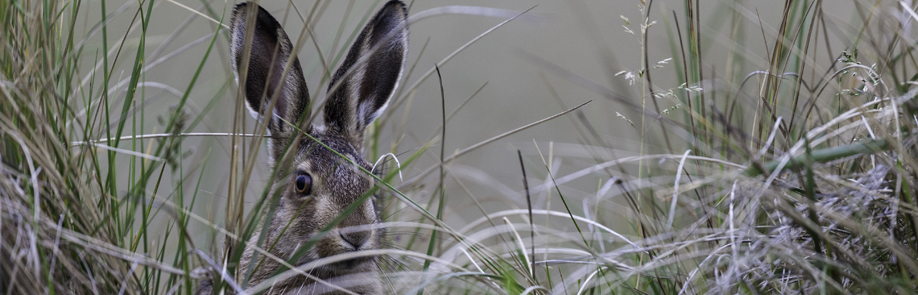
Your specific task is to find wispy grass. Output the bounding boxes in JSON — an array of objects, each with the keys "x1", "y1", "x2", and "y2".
[
  {"x1": 1, "y1": 0, "x2": 219, "y2": 293},
  {"x1": 487, "y1": 0, "x2": 918, "y2": 294},
  {"x1": 3, "y1": 0, "x2": 918, "y2": 294}
]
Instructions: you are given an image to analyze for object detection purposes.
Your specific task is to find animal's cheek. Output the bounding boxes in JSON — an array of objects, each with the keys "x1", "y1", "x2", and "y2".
[
  {"x1": 363, "y1": 199, "x2": 379, "y2": 225},
  {"x1": 315, "y1": 237, "x2": 342, "y2": 259},
  {"x1": 307, "y1": 195, "x2": 334, "y2": 225},
  {"x1": 275, "y1": 196, "x2": 324, "y2": 238}
]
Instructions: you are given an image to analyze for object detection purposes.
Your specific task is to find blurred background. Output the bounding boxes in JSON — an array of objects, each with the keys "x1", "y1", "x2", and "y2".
[{"x1": 73, "y1": 0, "x2": 868, "y2": 245}]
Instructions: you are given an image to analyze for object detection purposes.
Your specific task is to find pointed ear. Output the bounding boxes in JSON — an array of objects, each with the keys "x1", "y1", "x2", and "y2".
[
  {"x1": 324, "y1": 0, "x2": 408, "y2": 147},
  {"x1": 230, "y1": 3, "x2": 311, "y2": 151}
]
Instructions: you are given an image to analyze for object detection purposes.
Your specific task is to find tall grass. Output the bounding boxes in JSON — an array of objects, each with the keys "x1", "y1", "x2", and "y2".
[
  {"x1": 495, "y1": 0, "x2": 918, "y2": 293},
  {"x1": 1, "y1": 0, "x2": 218, "y2": 293},
  {"x1": 2, "y1": 0, "x2": 917, "y2": 294}
]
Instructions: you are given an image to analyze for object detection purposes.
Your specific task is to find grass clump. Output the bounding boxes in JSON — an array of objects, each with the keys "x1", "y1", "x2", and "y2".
[
  {"x1": 480, "y1": 1, "x2": 918, "y2": 293},
  {"x1": 1, "y1": 0, "x2": 215, "y2": 293}
]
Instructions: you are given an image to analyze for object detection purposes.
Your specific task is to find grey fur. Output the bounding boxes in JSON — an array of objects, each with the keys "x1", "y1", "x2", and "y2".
[{"x1": 198, "y1": 1, "x2": 408, "y2": 294}]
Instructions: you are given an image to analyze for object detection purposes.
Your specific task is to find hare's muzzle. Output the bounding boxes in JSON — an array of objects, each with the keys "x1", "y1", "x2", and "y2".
[
  {"x1": 312, "y1": 192, "x2": 380, "y2": 266},
  {"x1": 340, "y1": 228, "x2": 370, "y2": 250}
]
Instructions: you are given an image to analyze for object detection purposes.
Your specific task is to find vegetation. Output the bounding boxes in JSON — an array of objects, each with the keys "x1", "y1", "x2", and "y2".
[{"x1": 2, "y1": 0, "x2": 917, "y2": 294}]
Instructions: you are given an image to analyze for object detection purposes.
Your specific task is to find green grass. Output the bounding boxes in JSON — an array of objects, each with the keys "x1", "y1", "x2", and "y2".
[{"x1": 2, "y1": 0, "x2": 918, "y2": 294}]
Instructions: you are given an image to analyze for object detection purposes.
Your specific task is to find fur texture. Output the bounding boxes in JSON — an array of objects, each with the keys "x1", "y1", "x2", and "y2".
[{"x1": 199, "y1": 1, "x2": 408, "y2": 294}]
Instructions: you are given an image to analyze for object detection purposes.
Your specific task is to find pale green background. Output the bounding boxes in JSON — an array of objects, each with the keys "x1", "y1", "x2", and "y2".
[{"x1": 76, "y1": 0, "x2": 863, "y2": 250}]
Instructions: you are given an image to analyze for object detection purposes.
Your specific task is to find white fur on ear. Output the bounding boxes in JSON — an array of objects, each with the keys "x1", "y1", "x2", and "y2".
[
  {"x1": 229, "y1": 2, "x2": 311, "y2": 145},
  {"x1": 357, "y1": 66, "x2": 400, "y2": 127},
  {"x1": 323, "y1": 0, "x2": 408, "y2": 146},
  {"x1": 219, "y1": 3, "x2": 408, "y2": 295},
  {"x1": 358, "y1": 29, "x2": 407, "y2": 127}
]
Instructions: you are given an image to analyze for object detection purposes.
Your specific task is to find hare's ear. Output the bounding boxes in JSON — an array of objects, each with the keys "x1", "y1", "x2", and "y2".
[
  {"x1": 324, "y1": 0, "x2": 408, "y2": 147},
  {"x1": 230, "y1": 3, "x2": 311, "y2": 145}
]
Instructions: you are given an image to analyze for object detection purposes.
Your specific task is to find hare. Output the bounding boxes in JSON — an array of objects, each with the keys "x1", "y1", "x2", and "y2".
[{"x1": 200, "y1": 1, "x2": 408, "y2": 294}]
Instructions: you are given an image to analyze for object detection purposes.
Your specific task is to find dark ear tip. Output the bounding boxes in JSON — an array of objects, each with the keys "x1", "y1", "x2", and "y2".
[
  {"x1": 230, "y1": 3, "x2": 251, "y2": 28},
  {"x1": 231, "y1": 3, "x2": 274, "y2": 24},
  {"x1": 230, "y1": 3, "x2": 283, "y2": 40},
  {"x1": 384, "y1": 0, "x2": 406, "y2": 7},
  {"x1": 381, "y1": 1, "x2": 408, "y2": 18},
  {"x1": 231, "y1": 2, "x2": 251, "y2": 19}
]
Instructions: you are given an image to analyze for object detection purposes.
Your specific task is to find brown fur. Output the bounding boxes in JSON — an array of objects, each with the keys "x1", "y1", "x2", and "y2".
[{"x1": 198, "y1": 1, "x2": 408, "y2": 294}]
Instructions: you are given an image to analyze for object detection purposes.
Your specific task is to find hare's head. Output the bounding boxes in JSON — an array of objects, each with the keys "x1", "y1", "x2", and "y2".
[{"x1": 228, "y1": 1, "x2": 407, "y2": 292}]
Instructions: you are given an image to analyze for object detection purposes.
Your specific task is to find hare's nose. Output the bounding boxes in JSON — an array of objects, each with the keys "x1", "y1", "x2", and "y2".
[{"x1": 340, "y1": 230, "x2": 370, "y2": 249}]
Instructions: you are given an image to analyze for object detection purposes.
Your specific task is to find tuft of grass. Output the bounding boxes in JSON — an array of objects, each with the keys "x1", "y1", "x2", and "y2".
[
  {"x1": 487, "y1": 1, "x2": 918, "y2": 294},
  {"x1": 1, "y1": 0, "x2": 220, "y2": 293}
]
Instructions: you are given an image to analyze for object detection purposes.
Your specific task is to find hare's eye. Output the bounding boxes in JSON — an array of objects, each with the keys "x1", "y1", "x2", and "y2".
[{"x1": 295, "y1": 174, "x2": 312, "y2": 195}]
